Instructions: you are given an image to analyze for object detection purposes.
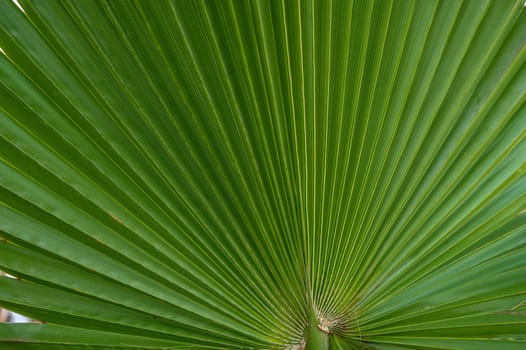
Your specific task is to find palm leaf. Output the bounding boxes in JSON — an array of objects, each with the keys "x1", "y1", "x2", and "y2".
[{"x1": 0, "y1": 0, "x2": 525, "y2": 349}]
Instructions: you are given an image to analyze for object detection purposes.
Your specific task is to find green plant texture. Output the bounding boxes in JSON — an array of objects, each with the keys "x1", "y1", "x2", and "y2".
[{"x1": 1, "y1": 1, "x2": 526, "y2": 349}]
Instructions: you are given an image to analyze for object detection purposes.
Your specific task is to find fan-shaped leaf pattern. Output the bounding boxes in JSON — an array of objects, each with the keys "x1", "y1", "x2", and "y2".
[{"x1": 0, "y1": 1, "x2": 525, "y2": 349}]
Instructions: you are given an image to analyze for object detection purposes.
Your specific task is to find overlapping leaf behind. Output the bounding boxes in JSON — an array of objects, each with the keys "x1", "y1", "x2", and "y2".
[{"x1": 0, "y1": 1, "x2": 525, "y2": 349}]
